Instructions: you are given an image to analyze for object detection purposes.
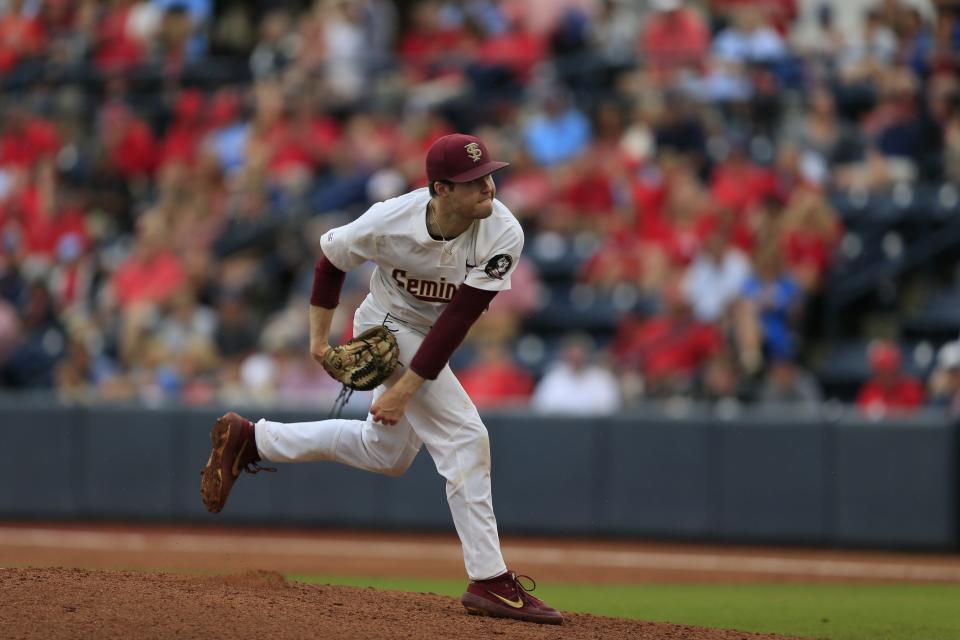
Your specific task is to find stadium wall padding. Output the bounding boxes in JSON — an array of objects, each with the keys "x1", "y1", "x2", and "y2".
[{"x1": 0, "y1": 401, "x2": 956, "y2": 549}]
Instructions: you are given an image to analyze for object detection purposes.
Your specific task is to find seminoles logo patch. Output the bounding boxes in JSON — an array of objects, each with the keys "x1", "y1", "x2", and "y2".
[
  {"x1": 484, "y1": 254, "x2": 513, "y2": 279},
  {"x1": 464, "y1": 142, "x2": 483, "y2": 162}
]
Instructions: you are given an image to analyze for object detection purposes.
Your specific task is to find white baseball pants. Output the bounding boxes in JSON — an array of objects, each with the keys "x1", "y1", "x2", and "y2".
[{"x1": 254, "y1": 298, "x2": 507, "y2": 581}]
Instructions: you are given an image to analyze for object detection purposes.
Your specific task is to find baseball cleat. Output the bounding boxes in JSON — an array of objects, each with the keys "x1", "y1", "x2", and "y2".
[
  {"x1": 461, "y1": 571, "x2": 563, "y2": 625},
  {"x1": 200, "y1": 412, "x2": 274, "y2": 513}
]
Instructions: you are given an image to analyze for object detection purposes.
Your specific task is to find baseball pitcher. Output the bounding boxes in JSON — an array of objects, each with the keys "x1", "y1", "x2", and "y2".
[{"x1": 200, "y1": 134, "x2": 562, "y2": 625}]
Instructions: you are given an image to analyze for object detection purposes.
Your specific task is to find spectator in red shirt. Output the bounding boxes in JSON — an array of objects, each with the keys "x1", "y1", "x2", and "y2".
[
  {"x1": 266, "y1": 90, "x2": 343, "y2": 193},
  {"x1": 159, "y1": 89, "x2": 208, "y2": 170},
  {"x1": 637, "y1": 166, "x2": 713, "y2": 293},
  {"x1": 111, "y1": 213, "x2": 187, "y2": 310},
  {"x1": 0, "y1": 105, "x2": 61, "y2": 170},
  {"x1": 640, "y1": 0, "x2": 710, "y2": 85},
  {"x1": 856, "y1": 340, "x2": 926, "y2": 418},
  {"x1": 611, "y1": 280, "x2": 722, "y2": 396},
  {"x1": 709, "y1": 142, "x2": 778, "y2": 221},
  {"x1": 777, "y1": 186, "x2": 842, "y2": 293},
  {"x1": 554, "y1": 149, "x2": 618, "y2": 231},
  {"x1": 10, "y1": 182, "x2": 89, "y2": 264},
  {"x1": 397, "y1": 1, "x2": 473, "y2": 84},
  {"x1": 0, "y1": 0, "x2": 46, "y2": 73},
  {"x1": 472, "y1": 17, "x2": 546, "y2": 88},
  {"x1": 110, "y1": 212, "x2": 188, "y2": 365},
  {"x1": 37, "y1": 0, "x2": 79, "y2": 48},
  {"x1": 99, "y1": 103, "x2": 159, "y2": 180},
  {"x1": 457, "y1": 341, "x2": 534, "y2": 410},
  {"x1": 578, "y1": 230, "x2": 647, "y2": 292},
  {"x1": 93, "y1": 0, "x2": 145, "y2": 72}
]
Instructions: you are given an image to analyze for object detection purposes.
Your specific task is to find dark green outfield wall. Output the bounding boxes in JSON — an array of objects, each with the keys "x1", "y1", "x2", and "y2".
[{"x1": 0, "y1": 400, "x2": 955, "y2": 549}]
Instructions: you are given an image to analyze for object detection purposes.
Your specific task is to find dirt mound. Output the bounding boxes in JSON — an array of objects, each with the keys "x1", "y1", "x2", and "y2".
[
  {"x1": 0, "y1": 567, "x2": 802, "y2": 640},
  {"x1": 200, "y1": 569, "x2": 289, "y2": 589}
]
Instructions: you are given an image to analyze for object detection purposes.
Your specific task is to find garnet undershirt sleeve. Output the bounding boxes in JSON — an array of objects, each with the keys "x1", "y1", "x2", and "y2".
[
  {"x1": 310, "y1": 254, "x2": 346, "y2": 309},
  {"x1": 410, "y1": 284, "x2": 497, "y2": 380}
]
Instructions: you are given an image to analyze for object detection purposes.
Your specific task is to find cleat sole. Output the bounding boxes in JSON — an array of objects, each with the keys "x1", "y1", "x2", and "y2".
[
  {"x1": 200, "y1": 418, "x2": 231, "y2": 513},
  {"x1": 460, "y1": 592, "x2": 563, "y2": 625}
]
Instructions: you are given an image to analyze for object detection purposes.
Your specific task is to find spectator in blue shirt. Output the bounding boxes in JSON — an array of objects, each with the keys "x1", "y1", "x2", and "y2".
[
  {"x1": 152, "y1": 0, "x2": 211, "y2": 62},
  {"x1": 734, "y1": 243, "x2": 802, "y2": 374},
  {"x1": 522, "y1": 92, "x2": 591, "y2": 167}
]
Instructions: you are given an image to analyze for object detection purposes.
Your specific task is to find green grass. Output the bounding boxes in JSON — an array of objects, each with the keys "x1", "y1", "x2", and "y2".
[{"x1": 291, "y1": 575, "x2": 960, "y2": 640}]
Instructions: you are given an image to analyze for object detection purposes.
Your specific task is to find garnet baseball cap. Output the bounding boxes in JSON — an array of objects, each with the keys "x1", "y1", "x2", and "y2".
[{"x1": 426, "y1": 134, "x2": 509, "y2": 183}]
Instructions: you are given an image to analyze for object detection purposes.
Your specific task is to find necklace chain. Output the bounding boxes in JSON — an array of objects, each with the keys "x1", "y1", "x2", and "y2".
[
  {"x1": 431, "y1": 201, "x2": 454, "y2": 256},
  {"x1": 431, "y1": 201, "x2": 448, "y2": 243}
]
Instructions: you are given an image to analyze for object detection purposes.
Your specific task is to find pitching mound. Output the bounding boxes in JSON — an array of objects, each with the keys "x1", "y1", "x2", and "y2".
[{"x1": 1, "y1": 567, "x2": 802, "y2": 640}]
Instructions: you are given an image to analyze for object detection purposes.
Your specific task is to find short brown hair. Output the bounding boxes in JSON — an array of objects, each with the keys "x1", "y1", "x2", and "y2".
[{"x1": 428, "y1": 180, "x2": 453, "y2": 197}]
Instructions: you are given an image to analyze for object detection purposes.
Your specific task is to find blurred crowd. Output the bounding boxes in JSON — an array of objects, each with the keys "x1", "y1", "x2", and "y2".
[{"x1": 1, "y1": 0, "x2": 959, "y2": 419}]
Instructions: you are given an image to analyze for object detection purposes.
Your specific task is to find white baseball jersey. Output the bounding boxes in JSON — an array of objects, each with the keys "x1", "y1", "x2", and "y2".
[{"x1": 320, "y1": 188, "x2": 523, "y2": 328}]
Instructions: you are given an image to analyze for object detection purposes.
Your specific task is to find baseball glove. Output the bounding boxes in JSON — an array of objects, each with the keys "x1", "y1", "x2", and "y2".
[{"x1": 322, "y1": 325, "x2": 400, "y2": 391}]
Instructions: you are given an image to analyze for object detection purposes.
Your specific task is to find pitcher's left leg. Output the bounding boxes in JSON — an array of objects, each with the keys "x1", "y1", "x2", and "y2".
[
  {"x1": 401, "y1": 367, "x2": 506, "y2": 581},
  {"x1": 402, "y1": 368, "x2": 562, "y2": 624}
]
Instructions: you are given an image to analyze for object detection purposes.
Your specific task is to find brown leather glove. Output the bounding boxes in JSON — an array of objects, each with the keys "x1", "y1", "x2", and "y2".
[{"x1": 322, "y1": 325, "x2": 400, "y2": 391}]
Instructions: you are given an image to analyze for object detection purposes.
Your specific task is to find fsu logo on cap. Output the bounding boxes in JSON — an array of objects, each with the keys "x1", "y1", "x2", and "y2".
[{"x1": 464, "y1": 142, "x2": 483, "y2": 163}]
